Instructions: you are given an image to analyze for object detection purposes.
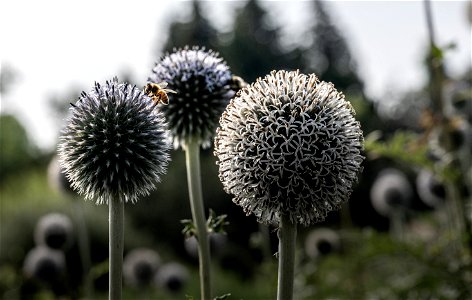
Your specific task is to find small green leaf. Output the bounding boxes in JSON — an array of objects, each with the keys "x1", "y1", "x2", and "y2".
[
  {"x1": 214, "y1": 293, "x2": 231, "y2": 300},
  {"x1": 207, "y1": 209, "x2": 229, "y2": 234}
]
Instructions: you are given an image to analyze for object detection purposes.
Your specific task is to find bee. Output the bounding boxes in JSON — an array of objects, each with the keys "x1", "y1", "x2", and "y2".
[
  {"x1": 229, "y1": 75, "x2": 247, "y2": 96},
  {"x1": 144, "y1": 82, "x2": 176, "y2": 105}
]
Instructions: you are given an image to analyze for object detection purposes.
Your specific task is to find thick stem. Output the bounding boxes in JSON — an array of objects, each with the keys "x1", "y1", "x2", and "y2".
[
  {"x1": 277, "y1": 214, "x2": 297, "y2": 300},
  {"x1": 109, "y1": 198, "x2": 124, "y2": 300},
  {"x1": 185, "y1": 139, "x2": 212, "y2": 300}
]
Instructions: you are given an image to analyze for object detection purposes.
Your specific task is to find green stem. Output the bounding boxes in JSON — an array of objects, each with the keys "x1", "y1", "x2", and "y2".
[
  {"x1": 73, "y1": 200, "x2": 93, "y2": 299},
  {"x1": 277, "y1": 214, "x2": 297, "y2": 300},
  {"x1": 185, "y1": 139, "x2": 212, "y2": 300},
  {"x1": 109, "y1": 198, "x2": 124, "y2": 300}
]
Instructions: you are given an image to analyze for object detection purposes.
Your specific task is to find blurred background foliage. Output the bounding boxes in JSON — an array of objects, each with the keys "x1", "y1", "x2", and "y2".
[{"x1": 1, "y1": 0, "x2": 471, "y2": 299}]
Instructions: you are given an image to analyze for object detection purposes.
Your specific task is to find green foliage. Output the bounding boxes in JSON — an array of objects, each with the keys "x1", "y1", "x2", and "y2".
[
  {"x1": 364, "y1": 130, "x2": 433, "y2": 170},
  {"x1": 206, "y1": 209, "x2": 229, "y2": 235},
  {"x1": 182, "y1": 209, "x2": 229, "y2": 238},
  {"x1": 0, "y1": 114, "x2": 37, "y2": 181},
  {"x1": 298, "y1": 229, "x2": 471, "y2": 299}
]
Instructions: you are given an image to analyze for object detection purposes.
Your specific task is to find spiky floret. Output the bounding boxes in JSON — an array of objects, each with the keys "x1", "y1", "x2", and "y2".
[
  {"x1": 58, "y1": 77, "x2": 170, "y2": 204},
  {"x1": 148, "y1": 46, "x2": 234, "y2": 148},
  {"x1": 214, "y1": 70, "x2": 364, "y2": 226}
]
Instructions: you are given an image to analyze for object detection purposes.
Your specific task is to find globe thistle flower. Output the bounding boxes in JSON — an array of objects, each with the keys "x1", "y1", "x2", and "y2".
[
  {"x1": 370, "y1": 168, "x2": 413, "y2": 217},
  {"x1": 148, "y1": 46, "x2": 235, "y2": 148},
  {"x1": 304, "y1": 228, "x2": 341, "y2": 259},
  {"x1": 58, "y1": 77, "x2": 170, "y2": 204},
  {"x1": 214, "y1": 70, "x2": 364, "y2": 226},
  {"x1": 416, "y1": 169, "x2": 445, "y2": 208},
  {"x1": 155, "y1": 262, "x2": 189, "y2": 293},
  {"x1": 23, "y1": 246, "x2": 66, "y2": 283},
  {"x1": 34, "y1": 213, "x2": 74, "y2": 250},
  {"x1": 123, "y1": 248, "x2": 161, "y2": 288}
]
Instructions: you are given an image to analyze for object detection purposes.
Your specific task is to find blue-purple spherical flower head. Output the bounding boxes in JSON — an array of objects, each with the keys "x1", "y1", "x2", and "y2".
[
  {"x1": 58, "y1": 77, "x2": 170, "y2": 204},
  {"x1": 148, "y1": 46, "x2": 234, "y2": 148},
  {"x1": 215, "y1": 70, "x2": 364, "y2": 226}
]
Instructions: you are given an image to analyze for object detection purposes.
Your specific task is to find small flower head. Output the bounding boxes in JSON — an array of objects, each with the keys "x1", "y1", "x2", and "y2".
[
  {"x1": 123, "y1": 248, "x2": 161, "y2": 288},
  {"x1": 48, "y1": 156, "x2": 77, "y2": 197},
  {"x1": 304, "y1": 228, "x2": 341, "y2": 259},
  {"x1": 370, "y1": 168, "x2": 413, "y2": 216},
  {"x1": 155, "y1": 262, "x2": 189, "y2": 293},
  {"x1": 34, "y1": 213, "x2": 74, "y2": 250},
  {"x1": 215, "y1": 70, "x2": 364, "y2": 226},
  {"x1": 58, "y1": 77, "x2": 170, "y2": 204},
  {"x1": 416, "y1": 169, "x2": 445, "y2": 208},
  {"x1": 148, "y1": 46, "x2": 235, "y2": 148},
  {"x1": 23, "y1": 246, "x2": 66, "y2": 282}
]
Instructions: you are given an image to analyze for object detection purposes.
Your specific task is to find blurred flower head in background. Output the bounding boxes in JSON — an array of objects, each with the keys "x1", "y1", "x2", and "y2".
[
  {"x1": 304, "y1": 228, "x2": 341, "y2": 259},
  {"x1": 58, "y1": 77, "x2": 170, "y2": 204},
  {"x1": 34, "y1": 213, "x2": 73, "y2": 250},
  {"x1": 370, "y1": 168, "x2": 413, "y2": 216},
  {"x1": 215, "y1": 70, "x2": 364, "y2": 226},
  {"x1": 23, "y1": 246, "x2": 66, "y2": 283},
  {"x1": 123, "y1": 248, "x2": 161, "y2": 288},
  {"x1": 155, "y1": 262, "x2": 189, "y2": 293}
]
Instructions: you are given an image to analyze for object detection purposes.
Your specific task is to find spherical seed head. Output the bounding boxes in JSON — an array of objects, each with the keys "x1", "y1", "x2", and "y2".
[
  {"x1": 215, "y1": 70, "x2": 364, "y2": 226},
  {"x1": 23, "y1": 246, "x2": 65, "y2": 282},
  {"x1": 148, "y1": 46, "x2": 234, "y2": 149},
  {"x1": 58, "y1": 77, "x2": 171, "y2": 204},
  {"x1": 370, "y1": 168, "x2": 413, "y2": 216},
  {"x1": 34, "y1": 213, "x2": 73, "y2": 250},
  {"x1": 123, "y1": 248, "x2": 161, "y2": 287},
  {"x1": 304, "y1": 228, "x2": 341, "y2": 259},
  {"x1": 155, "y1": 262, "x2": 189, "y2": 293},
  {"x1": 416, "y1": 169, "x2": 445, "y2": 208}
]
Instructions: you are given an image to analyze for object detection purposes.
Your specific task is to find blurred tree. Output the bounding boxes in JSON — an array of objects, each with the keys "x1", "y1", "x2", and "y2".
[
  {"x1": 0, "y1": 114, "x2": 37, "y2": 181},
  {"x1": 220, "y1": 0, "x2": 303, "y2": 82},
  {"x1": 303, "y1": 0, "x2": 364, "y2": 95},
  {"x1": 162, "y1": 0, "x2": 218, "y2": 52}
]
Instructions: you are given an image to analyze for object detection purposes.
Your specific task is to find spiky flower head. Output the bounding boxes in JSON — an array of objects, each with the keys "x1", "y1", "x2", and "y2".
[
  {"x1": 215, "y1": 70, "x2": 364, "y2": 226},
  {"x1": 34, "y1": 213, "x2": 73, "y2": 250},
  {"x1": 58, "y1": 77, "x2": 170, "y2": 204},
  {"x1": 148, "y1": 46, "x2": 235, "y2": 148}
]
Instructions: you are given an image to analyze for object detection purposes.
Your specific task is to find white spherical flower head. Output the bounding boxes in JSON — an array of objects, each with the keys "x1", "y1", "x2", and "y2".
[
  {"x1": 370, "y1": 168, "x2": 413, "y2": 216},
  {"x1": 148, "y1": 46, "x2": 235, "y2": 149},
  {"x1": 58, "y1": 77, "x2": 171, "y2": 204},
  {"x1": 215, "y1": 70, "x2": 364, "y2": 226}
]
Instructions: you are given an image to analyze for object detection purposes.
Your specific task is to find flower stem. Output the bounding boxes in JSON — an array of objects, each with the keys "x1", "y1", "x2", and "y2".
[
  {"x1": 109, "y1": 198, "x2": 124, "y2": 300},
  {"x1": 277, "y1": 214, "x2": 297, "y2": 300},
  {"x1": 73, "y1": 200, "x2": 93, "y2": 298},
  {"x1": 185, "y1": 139, "x2": 212, "y2": 300}
]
